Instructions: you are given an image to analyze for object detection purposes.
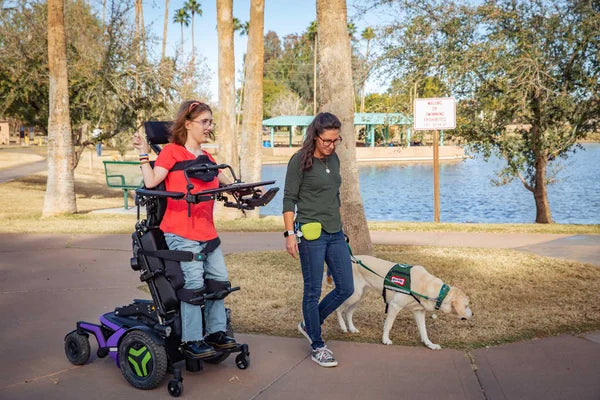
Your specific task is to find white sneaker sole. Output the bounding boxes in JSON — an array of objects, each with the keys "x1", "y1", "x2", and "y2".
[
  {"x1": 298, "y1": 322, "x2": 312, "y2": 344},
  {"x1": 311, "y1": 355, "x2": 338, "y2": 367}
]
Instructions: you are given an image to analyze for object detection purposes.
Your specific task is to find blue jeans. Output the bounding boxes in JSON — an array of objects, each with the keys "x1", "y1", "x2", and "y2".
[
  {"x1": 164, "y1": 233, "x2": 228, "y2": 342},
  {"x1": 298, "y1": 229, "x2": 354, "y2": 349}
]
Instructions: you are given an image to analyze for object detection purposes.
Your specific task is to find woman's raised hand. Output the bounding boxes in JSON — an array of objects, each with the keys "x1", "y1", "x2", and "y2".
[{"x1": 132, "y1": 132, "x2": 149, "y2": 153}]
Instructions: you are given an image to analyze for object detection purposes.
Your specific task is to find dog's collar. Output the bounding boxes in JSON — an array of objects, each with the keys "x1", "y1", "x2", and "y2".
[{"x1": 435, "y1": 284, "x2": 451, "y2": 310}]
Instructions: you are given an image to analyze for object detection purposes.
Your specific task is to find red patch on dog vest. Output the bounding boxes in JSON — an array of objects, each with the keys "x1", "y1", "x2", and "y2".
[{"x1": 390, "y1": 275, "x2": 406, "y2": 286}]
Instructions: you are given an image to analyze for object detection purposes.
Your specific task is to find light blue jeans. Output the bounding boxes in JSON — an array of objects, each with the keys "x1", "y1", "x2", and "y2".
[{"x1": 164, "y1": 233, "x2": 228, "y2": 342}]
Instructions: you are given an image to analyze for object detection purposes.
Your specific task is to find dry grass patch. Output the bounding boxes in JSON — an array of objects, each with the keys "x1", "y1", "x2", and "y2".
[{"x1": 223, "y1": 246, "x2": 600, "y2": 349}]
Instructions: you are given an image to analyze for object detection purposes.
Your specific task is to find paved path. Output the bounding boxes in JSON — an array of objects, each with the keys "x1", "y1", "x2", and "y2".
[
  {"x1": 0, "y1": 159, "x2": 46, "y2": 183},
  {"x1": 0, "y1": 233, "x2": 598, "y2": 400}
]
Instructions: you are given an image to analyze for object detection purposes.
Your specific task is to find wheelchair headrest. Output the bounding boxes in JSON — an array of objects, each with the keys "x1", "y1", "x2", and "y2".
[
  {"x1": 144, "y1": 121, "x2": 172, "y2": 155},
  {"x1": 144, "y1": 121, "x2": 173, "y2": 143}
]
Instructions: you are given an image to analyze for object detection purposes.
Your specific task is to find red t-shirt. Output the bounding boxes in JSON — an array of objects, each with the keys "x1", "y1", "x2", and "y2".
[{"x1": 155, "y1": 143, "x2": 219, "y2": 241}]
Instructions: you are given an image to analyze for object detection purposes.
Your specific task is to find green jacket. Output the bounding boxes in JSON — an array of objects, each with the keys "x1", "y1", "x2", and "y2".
[{"x1": 282, "y1": 152, "x2": 342, "y2": 233}]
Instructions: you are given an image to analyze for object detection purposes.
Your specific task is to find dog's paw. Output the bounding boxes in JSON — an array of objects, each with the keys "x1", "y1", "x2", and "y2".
[
  {"x1": 340, "y1": 326, "x2": 348, "y2": 333},
  {"x1": 349, "y1": 326, "x2": 360, "y2": 333},
  {"x1": 426, "y1": 343, "x2": 441, "y2": 350},
  {"x1": 382, "y1": 337, "x2": 393, "y2": 345}
]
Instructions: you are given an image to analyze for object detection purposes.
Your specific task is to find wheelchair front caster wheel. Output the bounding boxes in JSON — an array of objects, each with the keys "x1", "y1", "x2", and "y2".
[
  {"x1": 235, "y1": 353, "x2": 249, "y2": 369},
  {"x1": 168, "y1": 379, "x2": 183, "y2": 397},
  {"x1": 64, "y1": 332, "x2": 90, "y2": 365}
]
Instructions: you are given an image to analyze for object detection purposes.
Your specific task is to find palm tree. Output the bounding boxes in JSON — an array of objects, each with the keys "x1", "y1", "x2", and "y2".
[
  {"x1": 162, "y1": 0, "x2": 170, "y2": 60},
  {"x1": 233, "y1": 18, "x2": 248, "y2": 153},
  {"x1": 216, "y1": 0, "x2": 238, "y2": 175},
  {"x1": 184, "y1": 0, "x2": 202, "y2": 64},
  {"x1": 239, "y1": 0, "x2": 264, "y2": 218},
  {"x1": 173, "y1": 8, "x2": 190, "y2": 55},
  {"x1": 316, "y1": 0, "x2": 372, "y2": 254},
  {"x1": 44, "y1": 0, "x2": 77, "y2": 216},
  {"x1": 233, "y1": 17, "x2": 249, "y2": 35},
  {"x1": 347, "y1": 22, "x2": 357, "y2": 39},
  {"x1": 359, "y1": 27, "x2": 375, "y2": 113},
  {"x1": 135, "y1": 0, "x2": 146, "y2": 62}
]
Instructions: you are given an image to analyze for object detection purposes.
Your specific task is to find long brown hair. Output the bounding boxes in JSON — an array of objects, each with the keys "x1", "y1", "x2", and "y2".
[
  {"x1": 298, "y1": 112, "x2": 341, "y2": 171},
  {"x1": 169, "y1": 100, "x2": 214, "y2": 145}
]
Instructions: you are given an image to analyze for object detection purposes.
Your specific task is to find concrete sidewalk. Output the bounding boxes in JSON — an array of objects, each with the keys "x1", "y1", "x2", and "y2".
[{"x1": 0, "y1": 233, "x2": 598, "y2": 400}]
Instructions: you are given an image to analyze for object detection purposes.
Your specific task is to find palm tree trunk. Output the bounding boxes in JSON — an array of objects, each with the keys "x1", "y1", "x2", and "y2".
[
  {"x1": 180, "y1": 23, "x2": 184, "y2": 55},
  {"x1": 139, "y1": 0, "x2": 146, "y2": 62},
  {"x1": 44, "y1": 0, "x2": 76, "y2": 216},
  {"x1": 191, "y1": 12, "x2": 195, "y2": 65},
  {"x1": 317, "y1": 0, "x2": 372, "y2": 255},
  {"x1": 162, "y1": 0, "x2": 169, "y2": 60},
  {"x1": 215, "y1": 0, "x2": 241, "y2": 220},
  {"x1": 313, "y1": 36, "x2": 317, "y2": 115},
  {"x1": 239, "y1": 0, "x2": 264, "y2": 218},
  {"x1": 359, "y1": 40, "x2": 370, "y2": 113}
]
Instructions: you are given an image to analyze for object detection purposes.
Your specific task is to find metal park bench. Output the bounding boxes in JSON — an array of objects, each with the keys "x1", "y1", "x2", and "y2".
[{"x1": 102, "y1": 160, "x2": 143, "y2": 209}]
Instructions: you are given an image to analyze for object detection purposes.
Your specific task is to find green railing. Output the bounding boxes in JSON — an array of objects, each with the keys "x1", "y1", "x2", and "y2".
[{"x1": 103, "y1": 160, "x2": 144, "y2": 209}]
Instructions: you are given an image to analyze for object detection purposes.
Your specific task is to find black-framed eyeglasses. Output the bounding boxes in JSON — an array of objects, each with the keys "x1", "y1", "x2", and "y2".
[{"x1": 317, "y1": 136, "x2": 343, "y2": 146}]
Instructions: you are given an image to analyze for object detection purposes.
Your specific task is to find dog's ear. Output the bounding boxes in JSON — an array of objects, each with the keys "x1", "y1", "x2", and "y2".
[{"x1": 450, "y1": 288, "x2": 468, "y2": 316}]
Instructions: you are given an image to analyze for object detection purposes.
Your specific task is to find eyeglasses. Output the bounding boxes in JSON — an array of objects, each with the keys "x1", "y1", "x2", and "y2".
[
  {"x1": 191, "y1": 118, "x2": 216, "y2": 130},
  {"x1": 317, "y1": 135, "x2": 343, "y2": 146}
]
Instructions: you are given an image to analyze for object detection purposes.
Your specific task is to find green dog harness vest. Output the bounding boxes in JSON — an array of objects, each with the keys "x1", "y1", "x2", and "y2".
[
  {"x1": 381, "y1": 263, "x2": 451, "y2": 311},
  {"x1": 384, "y1": 263, "x2": 413, "y2": 294}
]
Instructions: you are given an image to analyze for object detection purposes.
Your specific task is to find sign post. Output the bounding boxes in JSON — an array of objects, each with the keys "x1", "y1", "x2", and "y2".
[{"x1": 414, "y1": 97, "x2": 456, "y2": 223}]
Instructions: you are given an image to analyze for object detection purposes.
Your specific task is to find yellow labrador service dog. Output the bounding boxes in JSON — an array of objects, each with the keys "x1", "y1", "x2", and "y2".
[{"x1": 336, "y1": 255, "x2": 472, "y2": 350}]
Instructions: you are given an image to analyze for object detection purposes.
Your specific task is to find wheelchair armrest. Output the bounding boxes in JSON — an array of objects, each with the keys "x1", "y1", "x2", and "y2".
[{"x1": 136, "y1": 188, "x2": 185, "y2": 199}]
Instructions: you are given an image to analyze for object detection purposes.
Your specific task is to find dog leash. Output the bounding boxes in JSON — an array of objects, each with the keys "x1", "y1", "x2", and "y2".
[{"x1": 345, "y1": 241, "x2": 450, "y2": 310}]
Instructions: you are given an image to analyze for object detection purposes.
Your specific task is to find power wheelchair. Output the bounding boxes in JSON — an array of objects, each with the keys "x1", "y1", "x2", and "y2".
[{"x1": 64, "y1": 121, "x2": 279, "y2": 397}]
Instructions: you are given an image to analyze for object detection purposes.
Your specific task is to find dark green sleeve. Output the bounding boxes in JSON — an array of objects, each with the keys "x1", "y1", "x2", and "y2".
[{"x1": 282, "y1": 153, "x2": 302, "y2": 213}]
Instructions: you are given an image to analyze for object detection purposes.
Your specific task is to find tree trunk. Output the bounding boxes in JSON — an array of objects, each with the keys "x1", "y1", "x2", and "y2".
[
  {"x1": 533, "y1": 152, "x2": 552, "y2": 223},
  {"x1": 359, "y1": 40, "x2": 370, "y2": 113},
  {"x1": 216, "y1": 0, "x2": 242, "y2": 219},
  {"x1": 239, "y1": 0, "x2": 264, "y2": 219},
  {"x1": 162, "y1": 0, "x2": 169, "y2": 60},
  {"x1": 313, "y1": 36, "x2": 317, "y2": 115},
  {"x1": 191, "y1": 12, "x2": 196, "y2": 65},
  {"x1": 43, "y1": 0, "x2": 76, "y2": 216},
  {"x1": 317, "y1": 0, "x2": 372, "y2": 255},
  {"x1": 139, "y1": 0, "x2": 146, "y2": 62}
]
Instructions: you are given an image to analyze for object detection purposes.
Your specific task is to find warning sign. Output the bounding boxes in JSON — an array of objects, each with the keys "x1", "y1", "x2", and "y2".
[{"x1": 414, "y1": 97, "x2": 456, "y2": 131}]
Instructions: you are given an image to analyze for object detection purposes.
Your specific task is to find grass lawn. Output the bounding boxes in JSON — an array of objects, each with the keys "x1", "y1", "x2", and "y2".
[{"x1": 223, "y1": 247, "x2": 600, "y2": 349}]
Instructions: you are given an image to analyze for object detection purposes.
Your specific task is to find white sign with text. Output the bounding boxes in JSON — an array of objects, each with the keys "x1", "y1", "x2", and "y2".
[{"x1": 414, "y1": 97, "x2": 456, "y2": 130}]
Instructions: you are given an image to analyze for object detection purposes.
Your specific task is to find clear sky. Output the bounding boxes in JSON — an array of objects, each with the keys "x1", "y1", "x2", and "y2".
[{"x1": 143, "y1": 0, "x2": 389, "y2": 103}]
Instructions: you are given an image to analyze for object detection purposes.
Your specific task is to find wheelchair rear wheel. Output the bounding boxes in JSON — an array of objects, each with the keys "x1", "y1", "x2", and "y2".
[{"x1": 119, "y1": 330, "x2": 167, "y2": 390}]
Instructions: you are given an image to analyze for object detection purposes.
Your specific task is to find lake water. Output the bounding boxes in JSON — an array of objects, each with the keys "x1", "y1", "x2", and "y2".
[{"x1": 260, "y1": 143, "x2": 600, "y2": 224}]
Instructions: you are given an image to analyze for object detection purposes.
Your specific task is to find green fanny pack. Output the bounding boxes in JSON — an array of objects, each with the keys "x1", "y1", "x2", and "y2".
[{"x1": 300, "y1": 222, "x2": 322, "y2": 240}]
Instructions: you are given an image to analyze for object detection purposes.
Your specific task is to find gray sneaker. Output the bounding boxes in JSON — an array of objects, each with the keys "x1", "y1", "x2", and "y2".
[
  {"x1": 298, "y1": 321, "x2": 312, "y2": 344},
  {"x1": 311, "y1": 345, "x2": 338, "y2": 367}
]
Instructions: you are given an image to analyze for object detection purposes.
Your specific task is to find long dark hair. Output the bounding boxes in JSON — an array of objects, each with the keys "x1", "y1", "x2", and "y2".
[
  {"x1": 298, "y1": 112, "x2": 341, "y2": 171},
  {"x1": 170, "y1": 100, "x2": 214, "y2": 145}
]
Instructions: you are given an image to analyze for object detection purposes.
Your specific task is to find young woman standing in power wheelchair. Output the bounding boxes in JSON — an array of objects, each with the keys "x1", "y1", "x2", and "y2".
[{"x1": 133, "y1": 100, "x2": 236, "y2": 359}]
